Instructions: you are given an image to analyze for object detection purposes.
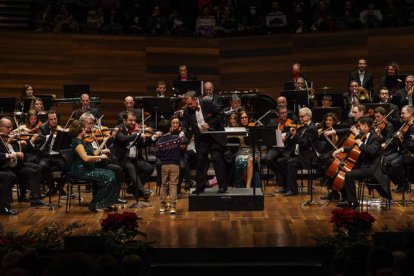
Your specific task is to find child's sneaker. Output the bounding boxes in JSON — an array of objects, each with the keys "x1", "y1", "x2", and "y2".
[
  {"x1": 170, "y1": 208, "x2": 176, "y2": 215},
  {"x1": 159, "y1": 207, "x2": 166, "y2": 213}
]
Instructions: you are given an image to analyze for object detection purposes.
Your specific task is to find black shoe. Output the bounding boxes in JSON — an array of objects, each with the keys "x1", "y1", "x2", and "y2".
[
  {"x1": 321, "y1": 191, "x2": 340, "y2": 201},
  {"x1": 217, "y1": 188, "x2": 227, "y2": 194},
  {"x1": 349, "y1": 201, "x2": 360, "y2": 209},
  {"x1": 126, "y1": 186, "x2": 134, "y2": 195},
  {"x1": 283, "y1": 191, "x2": 298, "y2": 197},
  {"x1": 0, "y1": 207, "x2": 18, "y2": 216},
  {"x1": 30, "y1": 200, "x2": 48, "y2": 207},
  {"x1": 117, "y1": 198, "x2": 128, "y2": 204},
  {"x1": 274, "y1": 188, "x2": 288, "y2": 194}
]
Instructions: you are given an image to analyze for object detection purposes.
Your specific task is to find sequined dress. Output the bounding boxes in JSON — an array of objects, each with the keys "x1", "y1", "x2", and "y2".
[
  {"x1": 234, "y1": 137, "x2": 259, "y2": 188},
  {"x1": 71, "y1": 138, "x2": 118, "y2": 210}
]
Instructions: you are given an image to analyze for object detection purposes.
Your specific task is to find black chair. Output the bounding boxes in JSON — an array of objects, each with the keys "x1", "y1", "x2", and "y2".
[
  {"x1": 358, "y1": 177, "x2": 392, "y2": 210},
  {"x1": 59, "y1": 149, "x2": 94, "y2": 213}
]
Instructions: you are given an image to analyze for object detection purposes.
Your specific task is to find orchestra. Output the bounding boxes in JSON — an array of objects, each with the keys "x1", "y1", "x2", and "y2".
[{"x1": 4, "y1": 62, "x2": 414, "y2": 216}]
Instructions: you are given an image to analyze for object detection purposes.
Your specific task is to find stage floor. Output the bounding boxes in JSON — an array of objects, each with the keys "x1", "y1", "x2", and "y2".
[{"x1": 1, "y1": 181, "x2": 414, "y2": 248}]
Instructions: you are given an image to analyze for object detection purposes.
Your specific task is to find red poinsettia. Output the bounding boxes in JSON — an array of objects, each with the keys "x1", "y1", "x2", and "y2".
[
  {"x1": 330, "y1": 208, "x2": 375, "y2": 235},
  {"x1": 101, "y1": 212, "x2": 140, "y2": 232}
]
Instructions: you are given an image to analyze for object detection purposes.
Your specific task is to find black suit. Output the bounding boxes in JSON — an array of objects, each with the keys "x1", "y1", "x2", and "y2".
[
  {"x1": 277, "y1": 121, "x2": 319, "y2": 193},
  {"x1": 38, "y1": 123, "x2": 65, "y2": 192},
  {"x1": 181, "y1": 99, "x2": 227, "y2": 192},
  {"x1": 343, "y1": 131, "x2": 391, "y2": 203},
  {"x1": 73, "y1": 107, "x2": 101, "y2": 121},
  {"x1": 349, "y1": 70, "x2": 374, "y2": 92},
  {"x1": 112, "y1": 124, "x2": 154, "y2": 197},
  {"x1": 0, "y1": 153, "x2": 17, "y2": 210},
  {"x1": 395, "y1": 87, "x2": 414, "y2": 108}
]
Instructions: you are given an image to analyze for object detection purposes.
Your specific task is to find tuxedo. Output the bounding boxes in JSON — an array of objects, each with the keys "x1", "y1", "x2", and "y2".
[
  {"x1": 342, "y1": 131, "x2": 391, "y2": 203},
  {"x1": 112, "y1": 124, "x2": 154, "y2": 197},
  {"x1": 181, "y1": 99, "x2": 227, "y2": 192},
  {"x1": 118, "y1": 108, "x2": 142, "y2": 124},
  {"x1": 395, "y1": 87, "x2": 414, "y2": 108},
  {"x1": 277, "y1": 121, "x2": 319, "y2": 194},
  {"x1": 349, "y1": 70, "x2": 374, "y2": 92}
]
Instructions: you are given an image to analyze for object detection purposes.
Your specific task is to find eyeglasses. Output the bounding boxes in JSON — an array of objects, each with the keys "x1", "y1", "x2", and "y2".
[
  {"x1": 240, "y1": 116, "x2": 248, "y2": 119},
  {"x1": 299, "y1": 115, "x2": 305, "y2": 118}
]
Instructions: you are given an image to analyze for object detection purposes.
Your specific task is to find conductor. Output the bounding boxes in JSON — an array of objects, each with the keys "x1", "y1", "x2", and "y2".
[{"x1": 181, "y1": 90, "x2": 227, "y2": 194}]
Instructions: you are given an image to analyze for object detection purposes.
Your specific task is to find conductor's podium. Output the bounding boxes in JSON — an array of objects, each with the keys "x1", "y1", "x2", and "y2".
[{"x1": 189, "y1": 188, "x2": 264, "y2": 211}]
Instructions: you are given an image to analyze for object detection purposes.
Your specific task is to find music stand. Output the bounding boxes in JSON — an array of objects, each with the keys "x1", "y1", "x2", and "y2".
[
  {"x1": 22, "y1": 98, "x2": 34, "y2": 113},
  {"x1": 173, "y1": 80, "x2": 204, "y2": 96},
  {"x1": 281, "y1": 90, "x2": 308, "y2": 113},
  {"x1": 37, "y1": 94, "x2": 55, "y2": 111},
  {"x1": 312, "y1": 107, "x2": 342, "y2": 124},
  {"x1": 283, "y1": 81, "x2": 295, "y2": 91},
  {"x1": 52, "y1": 130, "x2": 71, "y2": 152},
  {"x1": 0, "y1": 97, "x2": 16, "y2": 114},
  {"x1": 385, "y1": 74, "x2": 407, "y2": 92},
  {"x1": 247, "y1": 126, "x2": 277, "y2": 196},
  {"x1": 138, "y1": 97, "x2": 174, "y2": 129},
  {"x1": 63, "y1": 84, "x2": 90, "y2": 98}
]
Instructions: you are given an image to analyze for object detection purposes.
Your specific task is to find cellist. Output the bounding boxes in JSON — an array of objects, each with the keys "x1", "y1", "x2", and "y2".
[
  {"x1": 332, "y1": 117, "x2": 392, "y2": 209},
  {"x1": 383, "y1": 105, "x2": 414, "y2": 193}
]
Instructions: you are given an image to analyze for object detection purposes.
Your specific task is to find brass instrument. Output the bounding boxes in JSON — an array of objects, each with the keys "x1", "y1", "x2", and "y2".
[{"x1": 356, "y1": 87, "x2": 370, "y2": 101}]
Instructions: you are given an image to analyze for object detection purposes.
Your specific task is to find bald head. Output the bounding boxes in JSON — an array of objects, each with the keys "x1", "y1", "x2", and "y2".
[
  {"x1": 277, "y1": 96, "x2": 287, "y2": 106},
  {"x1": 124, "y1": 96, "x2": 135, "y2": 111}
]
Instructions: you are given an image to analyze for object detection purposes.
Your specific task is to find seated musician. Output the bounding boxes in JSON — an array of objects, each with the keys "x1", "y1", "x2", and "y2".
[
  {"x1": 325, "y1": 104, "x2": 365, "y2": 137},
  {"x1": 342, "y1": 81, "x2": 369, "y2": 123},
  {"x1": 17, "y1": 84, "x2": 36, "y2": 112},
  {"x1": 68, "y1": 120, "x2": 118, "y2": 212},
  {"x1": 181, "y1": 90, "x2": 227, "y2": 194},
  {"x1": 37, "y1": 110, "x2": 66, "y2": 196},
  {"x1": 30, "y1": 97, "x2": 47, "y2": 122},
  {"x1": 202, "y1": 81, "x2": 222, "y2": 107},
  {"x1": 276, "y1": 96, "x2": 298, "y2": 122},
  {"x1": 262, "y1": 105, "x2": 295, "y2": 189},
  {"x1": 332, "y1": 117, "x2": 392, "y2": 209},
  {"x1": 321, "y1": 95, "x2": 332, "y2": 108},
  {"x1": 234, "y1": 111, "x2": 258, "y2": 188},
  {"x1": 318, "y1": 112, "x2": 340, "y2": 155},
  {"x1": 118, "y1": 96, "x2": 142, "y2": 124},
  {"x1": 0, "y1": 117, "x2": 47, "y2": 207},
  {"x1": 79, "y1": 112, "x2": 127, "y2": 204},
  {"x1": 0, "y1": 153, "x2": 18, "y2": 215},
  {"x1": 377, "y1": 87, "x2": 401, "y2": 128},
  {"x1": 223, "y1": 94, "x2": 243, "y2": 126},
  {"x1": 276, "y1": 107, "x2": 319, "y2": 196},
  {"x1": 383, "y1": 105, "x2": 414, "y2": 193},
  {"x1": 73, "y1": 93, "x2": 101, "y2": 120},
  {"x1": 16, "y1": 109, "x2": 42, "y2": 134},
  {"x1": 112, "y1": 111, "x2": 154, "y2": 200}
]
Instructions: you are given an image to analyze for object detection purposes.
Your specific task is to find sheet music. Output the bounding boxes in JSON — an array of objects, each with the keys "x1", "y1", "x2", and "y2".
[{"x1": 275, "y1": 129, "x2": 284, "y2": 148}]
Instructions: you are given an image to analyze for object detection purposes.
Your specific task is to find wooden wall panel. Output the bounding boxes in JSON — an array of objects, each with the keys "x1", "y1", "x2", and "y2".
[{"x1": 2, "y1": 28, "x2": 414, "y2": 125}]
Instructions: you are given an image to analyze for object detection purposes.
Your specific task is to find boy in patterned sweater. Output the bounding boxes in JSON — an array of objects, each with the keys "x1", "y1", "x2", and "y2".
[{"x1": 155, "y1": 119, "x2": 188, "y2": 214}]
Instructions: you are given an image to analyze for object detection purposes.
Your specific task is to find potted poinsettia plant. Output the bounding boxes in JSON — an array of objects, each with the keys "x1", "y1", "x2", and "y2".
[
  {"x1": 314, "y1": 208, "x2": 375, "y2": 255},
  {"x1": 95, "y1": 211, "x2": 151, "y2": 256}
]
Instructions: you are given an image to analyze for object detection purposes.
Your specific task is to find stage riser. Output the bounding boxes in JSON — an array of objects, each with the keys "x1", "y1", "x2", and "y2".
[{"x1": 189, "y1": 188, "x2": 264, "y2": 211}]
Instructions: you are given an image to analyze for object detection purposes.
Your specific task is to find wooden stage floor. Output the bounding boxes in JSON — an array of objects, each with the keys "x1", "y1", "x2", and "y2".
[{"x1": 1, "y1": 182, "x2": 414, "y2": 249}]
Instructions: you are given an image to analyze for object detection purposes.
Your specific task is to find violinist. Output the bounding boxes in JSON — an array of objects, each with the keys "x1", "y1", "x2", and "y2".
[
  {"x1": 373, "y1": 106, "x2": 396, "y2": 156},
  {"x1": 112, "y1": 111, "x2": 153, "y2": 201},
  {"x1": 318, "y1": 112, "x2": 339, "y2": 154},
  {"x1": 262, "y1": 105, "x2": 295, "y2": 188},
  {"x1": 0, "y1": 153, "x2": 18, "y2": 215},
  {"x1": 325, "y1": 104, "x2": 365, "y2": 138},
  {"x1": 332, "y1": 117, "x2": 392, "y2": 209},
  {"x1": 16, "y1": 110, "x2": 42, "y2": 134},
  {"x1": 276, "y1": 107, "x2": 319, "y2": 196},
  {"x1": 0, "y1": 117, "x2": 47, "y2": 208},
  {"x1": 37, "y1": 110, "x2": 66, "y2": 196},
  {"x1": 383, "y1": 105, "x2": 414, "y2": 193},
  {"x1": 79, "y1": 112, "x2": 127, "y2": 204},
  {"x1": 377, "y1": 87, "x2": 402, "y2": 128}
]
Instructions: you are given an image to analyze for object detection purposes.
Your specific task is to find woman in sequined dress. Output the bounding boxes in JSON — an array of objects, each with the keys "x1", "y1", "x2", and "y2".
[
  {"x1": 234, "y1": 111, "x2": 259, "y2": 188},
  {"x1": 69, "y1": 120, "x2": 118, "y2": 212}
]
